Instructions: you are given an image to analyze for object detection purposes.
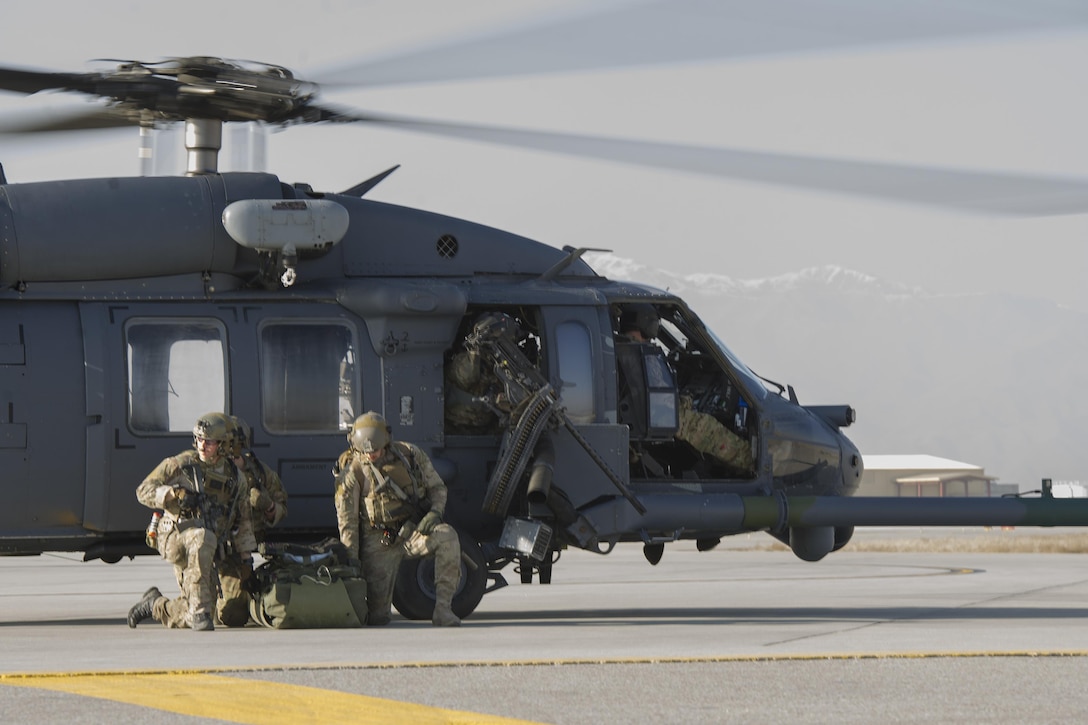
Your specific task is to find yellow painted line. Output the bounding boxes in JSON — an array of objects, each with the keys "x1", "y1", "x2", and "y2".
[
  {"x1": 315, "y1": 650, "x2": 1088, "y2": 666},
  {"x1": 2, "y1": 672, "x2": 539, "y2": 725},
  {"x1": 5, "y1": 651, "x2": 1087, "y2": 722},
  {"x1": 237, "y1": 650, "x2": 1088, "y2": 668}
]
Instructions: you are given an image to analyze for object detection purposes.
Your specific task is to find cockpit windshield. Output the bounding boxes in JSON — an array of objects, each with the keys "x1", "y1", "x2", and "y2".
[
  {"x1": 702, "y1": 327, "x2": 771, "y2": 400},
  {"x1": 657, "y1": 308, "x2": 769, "y2": 401}
]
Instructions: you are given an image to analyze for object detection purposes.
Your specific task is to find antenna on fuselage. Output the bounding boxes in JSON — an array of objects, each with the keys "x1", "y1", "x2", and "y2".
[{"x1": 539, "y1": 246, "x2": 611, "y2": 281}]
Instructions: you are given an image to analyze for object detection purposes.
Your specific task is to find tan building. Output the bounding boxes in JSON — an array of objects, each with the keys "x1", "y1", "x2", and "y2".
[{"x1": 860, "y1": 454, "x2": 999, "y2": 497}]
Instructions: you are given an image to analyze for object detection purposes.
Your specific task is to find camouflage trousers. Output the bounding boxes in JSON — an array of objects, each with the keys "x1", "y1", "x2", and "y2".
[
  {"x1": 152, "y1": 524, "x2": 216, "y2": 629},
  {"x1": 215, "y1": 553, "x2": 254, "y2": 627},
  {"x1": 677, "y1": 396, "x2": 754, "y2": 471},
  {"x1": 150, "y1": 525, "x2": 251, "y2": 628},
  {"x1": 360, "y1": 520, "x2": 461, "y2": 621}
]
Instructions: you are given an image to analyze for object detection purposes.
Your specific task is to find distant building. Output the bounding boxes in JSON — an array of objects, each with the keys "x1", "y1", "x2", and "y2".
[
  {"x1": 860, "y1": 454, "x2": 1000, "y2": 497},
  {"x1": 1050, "y1": 481, "x2": 1087, "y2": 498}
]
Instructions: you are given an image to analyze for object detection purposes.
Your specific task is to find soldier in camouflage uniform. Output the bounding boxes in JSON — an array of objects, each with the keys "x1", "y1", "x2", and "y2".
[
  {"x1": 619, "y1": 305, "x2": 753, "y2": 472},
  {"x1": 444, "y1": 343, "x2": 499, "y2": 434},
  {"x1": 675, "y1": 394, "x2": 753, "y2": 471},
  {"x1": 128, "y1": 412, "x2": 256, "y2": 631},
  {"x1": 443, "y1": 312, "x2": 521, "y2": 435},
  {"x1": 334, "y1": 412, "x2": 463, "y2": 627},
  {"x1": 196, "y1": 415, "x2": 290, "y2": 627},
  {"x1": 229, "y1": 416, "x2": 288, "y2": 543}
]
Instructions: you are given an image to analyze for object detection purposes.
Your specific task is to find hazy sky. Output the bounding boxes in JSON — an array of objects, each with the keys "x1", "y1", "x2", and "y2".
[
  {"x1": 2, "y1": 0, "x2": 1087, "y2": 311},
  {"x1": 3, "y1": 1, "x2": 1087, "y2": 487}
]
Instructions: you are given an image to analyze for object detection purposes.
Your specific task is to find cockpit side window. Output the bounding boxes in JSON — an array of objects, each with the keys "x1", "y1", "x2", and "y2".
[{"x1": 616, "y1": 340, "x2": 679, "y2": 439}]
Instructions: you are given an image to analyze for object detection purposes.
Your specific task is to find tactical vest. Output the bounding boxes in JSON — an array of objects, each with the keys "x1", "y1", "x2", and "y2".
[
  {"x1": 358, "y1": 443, "x2": 423, "y2": 527},
  {"x1": 181, "y1": 459, "x2": 240, "y2": 539}
]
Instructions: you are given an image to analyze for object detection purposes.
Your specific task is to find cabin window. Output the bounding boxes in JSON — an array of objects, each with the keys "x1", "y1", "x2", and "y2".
[
  {"x1": 260, "y1": 322, "x2": 357, "y2": 433},
  {"x1": 126, "y1": 320, "x2": 227, "y2": 433},
  {"x1": 555, "y1": 321, "x2": 594, "y2": 424}
]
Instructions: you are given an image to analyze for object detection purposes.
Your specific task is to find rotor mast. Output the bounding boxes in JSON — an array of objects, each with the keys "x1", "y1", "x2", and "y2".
[{"x1": 184, "y1": 118, "x2": 222, "y2": 175}]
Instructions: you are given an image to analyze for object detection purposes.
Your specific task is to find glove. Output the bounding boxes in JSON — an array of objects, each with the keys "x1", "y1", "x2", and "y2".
[
  {"x1": 417, "y1": 510, "x2": 442, "y2": 535},
  {"x1": 241, "y1": 573, "x2": 261, "y2": 595},
  {"x1": 173, "y1": 487, "x2": 197, "y2": 515},
  {"x1": 249, "y1": 487, "x2": 273, "y2": 513}
]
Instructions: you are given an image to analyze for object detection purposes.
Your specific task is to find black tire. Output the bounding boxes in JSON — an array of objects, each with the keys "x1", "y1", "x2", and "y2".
[{"x1": 392, "y1": 529, "x2": 487, "y2": 620}]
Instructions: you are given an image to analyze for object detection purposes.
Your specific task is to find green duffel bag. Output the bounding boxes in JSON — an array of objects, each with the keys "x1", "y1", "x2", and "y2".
[{"x1": 249, "y1": 540, "x2": 368, "y2": 629}]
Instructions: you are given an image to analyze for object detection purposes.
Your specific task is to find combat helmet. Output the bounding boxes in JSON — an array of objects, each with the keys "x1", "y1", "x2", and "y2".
[
  {"x1": 619, "y1": 303, "x2": 660, "y2": 340},
  {"x1": 193, "y1": 411, "x2": 232, "y2": 443},
  {"x1": 349, "y1": 411, "x2": 391, "y2": 454},
  {"x1": 229, "y1": 415, "x2": 252, "y2": 458}
]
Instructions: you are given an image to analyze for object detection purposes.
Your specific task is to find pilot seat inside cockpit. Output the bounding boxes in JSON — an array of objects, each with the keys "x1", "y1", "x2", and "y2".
[{"x1": 614, "y1": 303, "x2": 756, "y2": 480}]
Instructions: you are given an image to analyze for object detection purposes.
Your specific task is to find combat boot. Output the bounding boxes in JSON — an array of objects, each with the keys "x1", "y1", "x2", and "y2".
[
  {"x1": 190, "y1": 612, "x2": 214, "y2": 631},
  {"x1": 431, "y1": 603, "x2": 461, "y2": 627},
  {"x1": 432, "y1": 580, "x2": 461, "y2": 627},
  {"x1": 127, "y1": 586, "x2": 162, "y2": 628}
]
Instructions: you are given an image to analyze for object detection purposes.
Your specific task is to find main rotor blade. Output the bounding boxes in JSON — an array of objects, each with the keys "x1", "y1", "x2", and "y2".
[
  {"x1": 0, "y1": 105, "x2": 133, "y2": 133},
  {"x1": 0, "y1": 66, "x2": 88, "y2": 95},
  {"x1": 355, "y1": 112, "x2": 1088, "y2": 216},
  {"x1": 315, "y1": 0, "x2": 1088, "y2": 88}
]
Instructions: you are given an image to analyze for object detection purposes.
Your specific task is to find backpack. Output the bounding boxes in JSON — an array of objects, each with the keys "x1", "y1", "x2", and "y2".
[{"x1": 249, "y1": 539, "x2": 368, "y2": 628}]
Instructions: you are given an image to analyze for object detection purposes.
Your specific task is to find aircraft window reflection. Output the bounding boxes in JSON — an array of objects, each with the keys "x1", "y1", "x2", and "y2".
[
  {"x1": 644, "y1": 353, "x2": 672, "y2": 388},
  {"x1": 260, "y1": 322, "x2": 357, "y2": 434},
  {"x1": 644, "y1": 352, "x2": 679, "y2": 432},
  {"x1": 126, "y1": 320, "x2": 227, "y2": 433},
  {"x1": 660, "y1": 315, "x2": 767, "y2": 400},
  {"x1": 648, "y1": 390, "x2": 678, "y2": 430},
  {"x1": 555, "y1": 321, "x2": 594, "y2": 424},
  {"x1": 701, "y1": 326, "x2": 769, "y2": 400}
]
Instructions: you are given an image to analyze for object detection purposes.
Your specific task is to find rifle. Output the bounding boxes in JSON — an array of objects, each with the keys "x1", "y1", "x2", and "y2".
[{"x1": 180, "y1": 461, "x2": 245, "y2": 596}]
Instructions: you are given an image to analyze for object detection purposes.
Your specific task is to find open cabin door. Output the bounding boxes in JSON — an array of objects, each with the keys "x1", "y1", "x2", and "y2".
[{"x1": 538, "y1": 304, "x2": 630, "y2": 511}]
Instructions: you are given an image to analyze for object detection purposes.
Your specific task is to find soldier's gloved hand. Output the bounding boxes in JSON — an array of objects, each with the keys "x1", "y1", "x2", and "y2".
[
  {"x1": 239, "y1": 559, "x2": 261, "y2": 594},
  {"x1": 249, "y1": 487, "x2": 273, "y2": 514},
  {"x1": 417, "y1": 510, "x2": 442, "y2": 535},
  {"x1": 172, "y1": 487, "x2": 195, "y2": 514}
]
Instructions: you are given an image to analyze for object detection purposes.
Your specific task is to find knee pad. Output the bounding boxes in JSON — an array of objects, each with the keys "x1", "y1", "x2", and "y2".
[{"x1": 219, "y1": 598, "x2": 250, "y2": 628}]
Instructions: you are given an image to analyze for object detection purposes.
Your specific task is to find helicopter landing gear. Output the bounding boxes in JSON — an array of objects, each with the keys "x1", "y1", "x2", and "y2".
[{"x1": 515, "y1": 552, "x2": 555, "y2": 584}]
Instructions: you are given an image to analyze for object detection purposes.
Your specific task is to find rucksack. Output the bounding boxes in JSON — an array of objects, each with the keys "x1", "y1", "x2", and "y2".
[{"x1": 249, "y1": 539, "x2": 368, "y2": 628}]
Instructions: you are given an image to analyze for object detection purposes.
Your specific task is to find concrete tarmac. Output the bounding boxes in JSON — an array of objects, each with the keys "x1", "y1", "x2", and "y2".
[{"x1": 2, "y1": 533, "x2": 1087, "y2": 723}]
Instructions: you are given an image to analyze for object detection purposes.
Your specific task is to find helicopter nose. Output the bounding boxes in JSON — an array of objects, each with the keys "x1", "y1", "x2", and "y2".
[{"x1": 841, "y1": 436, "x2": 864, "y2": 494}]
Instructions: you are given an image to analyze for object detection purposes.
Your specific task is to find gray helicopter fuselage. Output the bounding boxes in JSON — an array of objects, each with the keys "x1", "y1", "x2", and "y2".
[{"x1": 0, "y1": 172, "x2": 861, "y2": 564}]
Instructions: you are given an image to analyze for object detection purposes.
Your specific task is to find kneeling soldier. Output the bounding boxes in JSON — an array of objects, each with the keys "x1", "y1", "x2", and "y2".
[
  {"x1": 334, "y1": 412, "x2": 462, "y2": 626},
  {"x1": 129, "y1": 412, "x2": 256, "y2": 630}
]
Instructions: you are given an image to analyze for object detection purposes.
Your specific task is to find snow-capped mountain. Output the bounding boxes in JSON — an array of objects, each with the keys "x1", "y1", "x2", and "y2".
[{"x1": 586, "y1": 253, "x2": 1088, "y2": 489}]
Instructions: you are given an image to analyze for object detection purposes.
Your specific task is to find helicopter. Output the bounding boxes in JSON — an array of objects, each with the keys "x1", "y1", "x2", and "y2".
[{"x1": 3, "y1": 6, "x2": 1088, "y2": 622}]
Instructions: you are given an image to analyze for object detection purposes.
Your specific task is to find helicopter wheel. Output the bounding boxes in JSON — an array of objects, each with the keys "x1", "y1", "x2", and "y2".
[{"x1": 392, "y1": 529, "x2": 487, "y2": 620}]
